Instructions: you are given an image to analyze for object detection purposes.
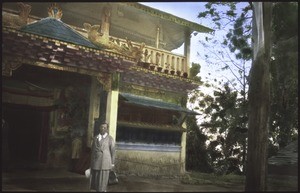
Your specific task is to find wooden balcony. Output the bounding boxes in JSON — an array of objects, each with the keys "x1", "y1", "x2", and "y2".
[{"x1": 109, "y1": 38, "x2": 189, "y2": 78}]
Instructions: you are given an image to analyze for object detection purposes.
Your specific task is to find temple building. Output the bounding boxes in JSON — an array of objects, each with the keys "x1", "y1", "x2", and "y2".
[{"x1": 2, "y1": 2, "x2": 213, "y2": 176}]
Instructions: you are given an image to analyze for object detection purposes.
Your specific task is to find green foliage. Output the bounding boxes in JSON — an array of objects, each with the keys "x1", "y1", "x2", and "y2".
[
  {"x1": 189, "y1": 62, "x2": 202, "y2": 82},
  {"x1": 198, "y1": 84, "x2": 247, "y2": 174},
  {"x1": 272, "y1": 2, "x2": 298, "y2": 42},
  {"x1": 186, "y1": 116, "x2": 213, "y2": 173},
  {"x1": 269, "y1": 2, "x2": 298, "y2": 148},
  {"x1": 198, "y1": 2, "x2": 252, "y2": 61},
  {"x1": 197, "y1": 2, "x2": 251, "y2": 95}
]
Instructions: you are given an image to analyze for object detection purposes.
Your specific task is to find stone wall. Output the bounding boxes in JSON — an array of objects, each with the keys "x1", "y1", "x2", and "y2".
[{"x1": 115, "y1": 150, "x2": 182, "y2": 177}]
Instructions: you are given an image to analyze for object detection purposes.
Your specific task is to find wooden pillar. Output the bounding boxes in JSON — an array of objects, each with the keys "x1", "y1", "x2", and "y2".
[
  {"x1": 87, "y1": 76, "x2": 101, "y2": 147},
  {"x1": 184, "y1": 30, "x2": 191, "y2": 77},
  {"x1": 180, "y1": 122, "x2": 187, "y2": 174},
  {"x1": 156, "y1": 27, "x2": 160, "y2": 49},
  {"x1": 105, "y1": 72, "x2": 120, "y2": 141}
]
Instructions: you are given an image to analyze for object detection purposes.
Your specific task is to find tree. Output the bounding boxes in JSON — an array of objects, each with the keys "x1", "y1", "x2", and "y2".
[
  {"x1": 198, "y1": 83, "x2": 247, "y2": 175},
  {"x1": 188, "y1": 62, "x2": 248, "y2": 175},
  {"x1": 245, "y1": 2, "x2": 272, "y2": 191},
  {"x1": 197, "y1": 2, "x2": 251, "y2": 174},
  {"x1": 197, "y1": 2, "x2": 252, "y2": 92},
  {"x1": 187, "y1": 2, "x2": 297, "y2": 181}
]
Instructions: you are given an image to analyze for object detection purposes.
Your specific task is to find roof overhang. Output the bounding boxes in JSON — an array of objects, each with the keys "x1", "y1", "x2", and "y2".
[
  {"x1": 120, "y1": 93, "x2": 199, "y2": 115},
  {"x1": 121, "y1": 66, "x2": 201, "y2": 93}
]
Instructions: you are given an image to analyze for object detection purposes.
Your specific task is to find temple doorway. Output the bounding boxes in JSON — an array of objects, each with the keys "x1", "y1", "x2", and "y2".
[{"x1": 2, "y1": 103, "x2": 50, "y2": 169}]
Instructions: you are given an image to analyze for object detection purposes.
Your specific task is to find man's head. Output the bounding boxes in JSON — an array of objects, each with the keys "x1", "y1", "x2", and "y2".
[{"x1": 99, "y1": 121, "x2": 109, "y2": 135}]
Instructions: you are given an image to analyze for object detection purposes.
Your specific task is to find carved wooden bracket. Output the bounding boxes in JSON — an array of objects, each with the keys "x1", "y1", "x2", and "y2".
[
  {"x1": 2, "y1": 2, "x2": 31, "y2": 29},
  {"x1": 97, "y1": 72, "x2": 111, "y2": 91},
  {"x1": 2, "y1": 59, "x2": 23, "y2": 77}
]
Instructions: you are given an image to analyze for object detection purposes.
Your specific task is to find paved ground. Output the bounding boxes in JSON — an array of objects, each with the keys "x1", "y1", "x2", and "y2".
[{"x1": 2, "y1": 169, "x2": 244, "y2": 192}]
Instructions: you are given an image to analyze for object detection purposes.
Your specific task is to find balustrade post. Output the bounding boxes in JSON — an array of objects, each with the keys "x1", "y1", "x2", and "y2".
[
  {"x1": 161, "y1": 53, "x2": 165, "y2": 68},
  {"x1": 166, "y1": 55, "x2": 170, "y2": 70},
  {"x1": 150, "y1": 50, "x2": 154, "y2": 64},
  {"x1": 176, "y1": 57, "x2": 180, "y2": 72}
]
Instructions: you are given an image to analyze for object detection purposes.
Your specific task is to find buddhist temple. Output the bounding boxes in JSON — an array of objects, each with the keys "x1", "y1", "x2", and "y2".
[{"x1": 2, "y1": 2, "x2": 213, "y2": 176}]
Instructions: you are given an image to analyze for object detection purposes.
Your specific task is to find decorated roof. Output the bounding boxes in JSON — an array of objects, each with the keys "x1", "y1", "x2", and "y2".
[
  {"x1": 2, "y1": 27, "x2": 135, "y2": 75},
  {"x1": 20, "y1": 17, "x2": 98, "y2": 49}
]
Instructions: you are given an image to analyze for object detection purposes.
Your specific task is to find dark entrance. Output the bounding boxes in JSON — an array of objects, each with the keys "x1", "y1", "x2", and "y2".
[{"x1": 2, "y1": 103, "x2": 50, "y2": 169}]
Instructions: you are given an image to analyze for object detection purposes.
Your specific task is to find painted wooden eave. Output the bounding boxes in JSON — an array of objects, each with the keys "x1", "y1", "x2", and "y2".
[{"x1": 126, "y1": 2, "x2": 214, "y2": 34}]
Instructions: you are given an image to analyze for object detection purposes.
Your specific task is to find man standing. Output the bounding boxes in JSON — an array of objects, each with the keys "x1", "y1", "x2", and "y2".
[{"x1": 90, "y1": 121, "x2": 115, "y2": 192}]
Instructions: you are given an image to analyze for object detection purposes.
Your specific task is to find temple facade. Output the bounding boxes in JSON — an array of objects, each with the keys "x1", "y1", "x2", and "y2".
[{"x1": 2, "y1": 2, "x2": 213, "y2": 176}]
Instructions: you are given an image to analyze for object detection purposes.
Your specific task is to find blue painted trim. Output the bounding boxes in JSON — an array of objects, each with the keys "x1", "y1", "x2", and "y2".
[{"x1": 116, "y1": 142, "x2": 181, "y2": 152}]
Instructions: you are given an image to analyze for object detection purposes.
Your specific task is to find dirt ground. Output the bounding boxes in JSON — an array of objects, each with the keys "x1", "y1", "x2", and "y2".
[
  {"x1": 3, "y1": 169, "x2": 297, "y2": 192},
  {"x1": 2, "y1": 169, "x2": 245, "y2": 192},
  {"x1": 108, "y1": 175, "x2": 244, "y2": 192}
]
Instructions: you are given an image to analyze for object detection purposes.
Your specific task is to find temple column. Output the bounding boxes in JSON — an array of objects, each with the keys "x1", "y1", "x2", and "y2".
[
  {"x1": 87, "y1": 76, "x2": 101, "y2": 147},
  {"x1": 156, "y1": 27, "x2": 160, "y2": 49},
  {"x1": 105, "y1": 72, "x2": 120, "y2": 141}
]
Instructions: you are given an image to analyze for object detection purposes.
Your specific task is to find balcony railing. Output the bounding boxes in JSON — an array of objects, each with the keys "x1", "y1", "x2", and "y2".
[{"x1": 109, "y1": 38, "x2": 188, "y2": 77}]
